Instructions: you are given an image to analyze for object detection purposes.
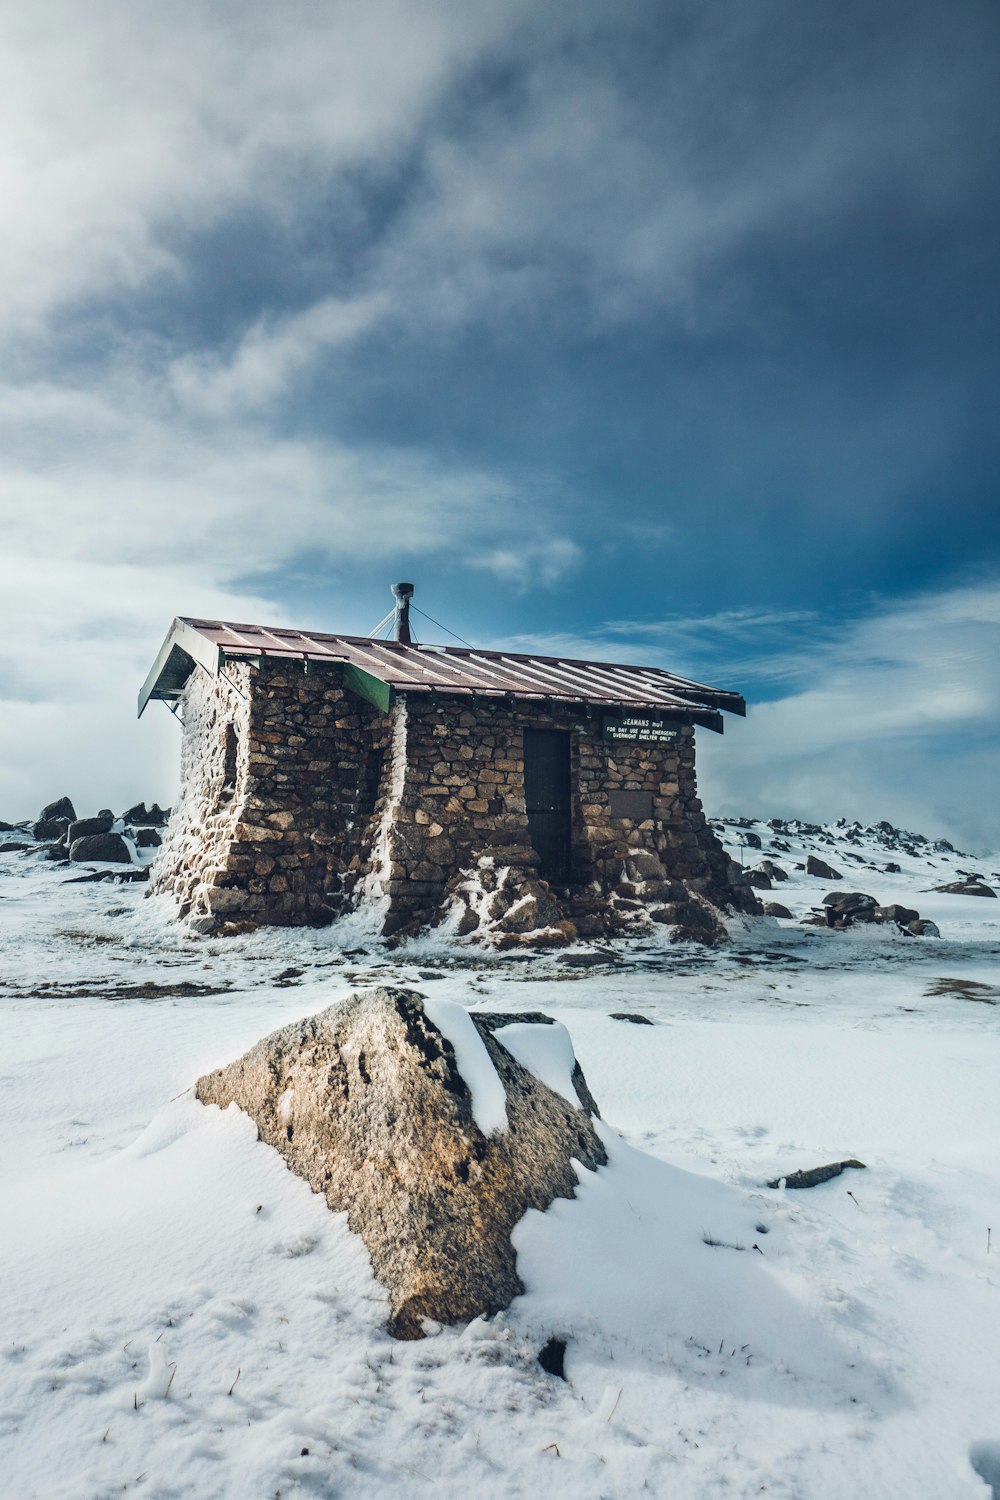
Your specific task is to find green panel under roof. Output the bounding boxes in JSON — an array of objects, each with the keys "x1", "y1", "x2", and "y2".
[{"x1": 343, "y1": 662, "x2": 394, "y2": 713}]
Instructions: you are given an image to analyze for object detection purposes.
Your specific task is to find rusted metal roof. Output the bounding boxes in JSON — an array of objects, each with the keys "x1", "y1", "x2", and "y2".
[{"x1": 138, "y1": 617, "x2": 746, "y2": 731}]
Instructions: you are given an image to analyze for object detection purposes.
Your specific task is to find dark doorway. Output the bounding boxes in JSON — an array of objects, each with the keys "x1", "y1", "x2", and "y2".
[{"x1": 523, "y1": 729, "x2": 572, "y2": 884}]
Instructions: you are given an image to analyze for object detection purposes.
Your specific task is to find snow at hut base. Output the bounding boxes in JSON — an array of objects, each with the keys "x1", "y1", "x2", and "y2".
[{"x1": 1, "y1": 814, "x2": 999, "y2": 1498}]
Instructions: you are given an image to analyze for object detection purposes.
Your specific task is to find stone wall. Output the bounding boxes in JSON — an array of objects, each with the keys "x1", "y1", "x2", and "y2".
[
  {"x1": 372, "y1": 696, "x2": 757, "y2": 942},
  {"x1": 150, "y1": 661, "x2": 390, "y2": 929},
  {"x1": 150, "y1": 660, "x2": 757, "y2": 939}
]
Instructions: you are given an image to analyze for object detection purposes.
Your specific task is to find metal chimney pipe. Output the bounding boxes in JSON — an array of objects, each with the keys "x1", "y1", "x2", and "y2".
[{"x1": 391, "y1": 582, "x2": 414, "y2": 643}]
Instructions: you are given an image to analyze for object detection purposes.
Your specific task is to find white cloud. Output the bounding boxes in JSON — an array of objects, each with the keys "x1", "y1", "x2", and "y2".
[
  {"x1": 695, "y1": 583, "x2": 1000, "y2": 849},
  {"x1": 0, "y1": 0, "x2": 526, "y2": 335},
  {"x1": 469, "y1": 538, "x2": 582, "y2": 591},
  {"x1": 168, "y1": 294, "x2": 390, "y2": 417}
]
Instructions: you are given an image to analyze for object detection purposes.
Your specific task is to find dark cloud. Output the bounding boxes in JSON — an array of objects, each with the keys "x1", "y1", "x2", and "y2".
[{"x1": 1, "y1": 0, "x2": 998, "y2": 827}]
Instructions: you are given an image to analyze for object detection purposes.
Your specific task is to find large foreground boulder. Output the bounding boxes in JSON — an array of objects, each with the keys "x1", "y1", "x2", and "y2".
[{"x1": 196, "y1": 988, "x2": 606, "y2": 1339}]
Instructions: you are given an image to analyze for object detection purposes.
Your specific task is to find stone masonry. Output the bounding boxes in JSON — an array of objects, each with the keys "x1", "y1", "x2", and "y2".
[{"x1": 150, "y1": 658, "x2": 759, "y2": 940}]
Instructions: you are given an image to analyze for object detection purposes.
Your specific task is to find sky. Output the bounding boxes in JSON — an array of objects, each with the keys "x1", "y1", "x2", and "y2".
[{"x1": 1, "y1": 0, "x2": 998, "y2": 848}]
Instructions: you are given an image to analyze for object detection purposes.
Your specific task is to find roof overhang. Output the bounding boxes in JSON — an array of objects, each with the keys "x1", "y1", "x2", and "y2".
[{"x1": 137, "y1": 618, "x2": 224, "y2": 718}]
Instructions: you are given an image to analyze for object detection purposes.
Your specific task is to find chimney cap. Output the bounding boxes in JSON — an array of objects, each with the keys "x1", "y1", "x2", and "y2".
[{"x1": 391, "y1": 581, "x2": 414, "y2": 599}]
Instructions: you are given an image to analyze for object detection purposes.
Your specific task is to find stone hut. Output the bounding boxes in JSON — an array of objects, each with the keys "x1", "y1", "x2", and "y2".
[{"x1": 139, "y1": 593, "x2": 759, "y2": 941}]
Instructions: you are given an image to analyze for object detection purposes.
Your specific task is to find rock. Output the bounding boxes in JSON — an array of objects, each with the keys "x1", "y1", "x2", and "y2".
[
  {"x1": 822, "y1": 891, "x2": 876, "y2": 911},
  {"x1": 32, "y1": 817, "x2": 70, "y2": 840},
  {"x1": 767, "y1": 1159, "x2": 865, "y2": 1190},
  {"x1": 742, "y1": 831, "x2": 762, "y2": 848},
  {"x1": 67, "y1": 814, "x2": 114, "y2": 842},
  {"x1": 495, "y1": 882, "x2": 563, "y2": 934},
  {"x1": 196, "y1": 989, "x2": 606, "y2": 1338},
  {"x1": 649, "y1": 900, "x2": 720, "y2": 935},
  {"x1": 874, "y1": 903, "x2": 919, "y2": 926},
  {"x1": 885, "y1": 862, "x2": 901, "y2": 873},
  {"x1": 135, "y1": 827, "x2": 162, "y2": 848},
  {"x1": 757, "y1": 860, "x2": 788, "y2": 882},
  {"x1": 763, "y1": 901, "x2": 792, "y2": 918},
  {"x1": 908, "y1": 919, "x2": 940, "y2": 937},
  {"x1": 68, "y1": 832, "x2": 132, "y2": 864},
  {"x1": 0, "y1": 841, "x2": 32, "y2": 854},
  {"x1": 624, "y1": 851, "x2": 665, "y2": 882},
  {"x1": 806, "y1": 855, "x2": 842, "y2": 880},
  {"x1": 608, "y1": 1012, "x2": 654, "y2": 1024},
  {"x1": 39, "y1": 796, "x2": 76, "y2": 824},
  {"x1": 537, "y1": 1337, "x2": 567, "y2": 1380},
  {"x1": 0, "y1": 820, "x2": 16, "y2": 832},
  {"x1": 746, "y1": 870, "x2": 772, "y2": 889},
  {"x1": 934, "y1": 880, "x2": 996, "y2": 898},
  {"x1": 122, "y1": 801, "x2": 170, "y2": 826},
  {"x1": 818, "y1": 891, "x2": 877, "y2": 927}
]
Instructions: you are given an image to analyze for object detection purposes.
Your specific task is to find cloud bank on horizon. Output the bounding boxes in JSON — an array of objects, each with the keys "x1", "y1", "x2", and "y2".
[{"x1": 1, "y1": 0, "x2": 998, "y2": 845}]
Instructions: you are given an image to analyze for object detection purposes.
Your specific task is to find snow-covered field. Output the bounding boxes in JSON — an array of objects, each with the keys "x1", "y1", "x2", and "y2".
[{"x1": 2, "y1": 817, "x2": 1000, "y2": 1499}]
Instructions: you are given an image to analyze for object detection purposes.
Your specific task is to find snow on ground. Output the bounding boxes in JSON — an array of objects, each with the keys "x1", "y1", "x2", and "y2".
[{"x1": 1, "y1": 816, "x2": 999, "y2": 1498}]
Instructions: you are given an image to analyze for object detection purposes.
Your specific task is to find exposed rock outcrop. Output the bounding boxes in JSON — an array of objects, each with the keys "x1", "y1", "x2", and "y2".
[
  {"x1": 806, "y1": 855, "x2": 843, "y2": 880},
  {"x1": 935, "y1": 879, "x2": 996, "y2": 898},
  {"x1": 196, "y1": 988, "x2": 606, "y2": 1338}
]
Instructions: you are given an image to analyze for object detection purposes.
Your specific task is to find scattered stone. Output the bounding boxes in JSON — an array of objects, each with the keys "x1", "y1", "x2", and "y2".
[
  {"x1": 608, "y1": 1012, "x2": 654, "y2": 1025},
  {"x1": 135, "y1": 827, "x2": 162, "y2": 848},
  {"x1": 746, "y1": 870, "x2": 772, "y2": 889},
  {"x1": 196, "y1": 988, "x2": 606, "y2": 1338},
  {"x1": 908, "y1": 919, "x2": 940, "y2": 937},
  {"x1": 767, "y1": 1159, "x2": 866, "y2": 1190},
  {"x1": 0, "y1": 841, "x2": 32, "y2": 854},
  {"x1": 122, "y1": 801, "x2": 170, "y2": 826},
  {"x1": 762, "y1": 902, "x2": 792, "y2": 918},
  {"x1": 934, "y1": 880, "x2": 996, "y2": 898},
  {"x1": 757, "y1": 860, "x2": 788, "y2": 882},
  {"x1": 32, "y1": 817, "x2": 71, "y2": 840},
  {"x1": 67, "y1": 814, "x2": 114, "y2": 842},
  {"x1": 557, "y1": 949, "x2": 621, "y2": 968},
  {"x1": 818, "y1": 892, "x2": 877, "y2": 927},
  {"x1": 806, "y1": 855, "x2": 842, "y2": 880},
  {"x1": 68, "y1": 832, "x2": 132, "y2": 864},
  {"x1": 742, "y1": 831, "x2": 762, "y2": 849},
  {"x1": 39, "y1": 796, "x2": 76, "y2": 824},
  {"x1": 64, "y1": 867, "x2": 149, "y2": 883},
  {"x1": 874, "y1": 903, "x2": 919, "y2": 926},
  {"x1": 538, "y1": 1337, "x2": 567, "y2": 1380},
  {"x1": 885, "y1": 862, "x2": 901, "y2": 873}
]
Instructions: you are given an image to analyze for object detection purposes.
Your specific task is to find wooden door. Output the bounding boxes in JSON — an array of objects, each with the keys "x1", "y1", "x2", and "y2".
[{"x1": 523, "y1": 729, "x2": 572, "y2": 884}]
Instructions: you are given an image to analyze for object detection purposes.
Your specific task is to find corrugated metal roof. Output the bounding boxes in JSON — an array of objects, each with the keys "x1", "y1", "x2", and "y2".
[{"x1": 138, "y1": 616, "x2": 746, "y2": 731}]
